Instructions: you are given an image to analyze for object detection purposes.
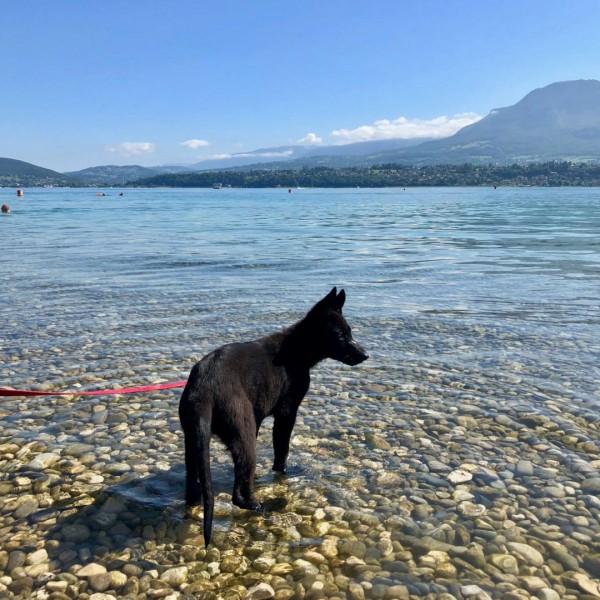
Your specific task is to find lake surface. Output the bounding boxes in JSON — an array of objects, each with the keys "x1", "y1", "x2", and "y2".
[{"x1": 1, "y1": 187, "x2": 600, "y2": 599}]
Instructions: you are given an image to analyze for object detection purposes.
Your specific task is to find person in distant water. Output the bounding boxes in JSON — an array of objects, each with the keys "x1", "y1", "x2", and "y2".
[
  {"x1": 1, "y1": 204, "x2": 9, "y2": 213},
  {"x1": 119, "y1": 192, "x2": 124, "y2": 196}
]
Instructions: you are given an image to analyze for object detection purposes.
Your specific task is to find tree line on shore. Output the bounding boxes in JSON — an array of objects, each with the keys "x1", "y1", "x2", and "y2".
[{"x1": 128, "y1": 162, "x2": 600, "y2": 188}]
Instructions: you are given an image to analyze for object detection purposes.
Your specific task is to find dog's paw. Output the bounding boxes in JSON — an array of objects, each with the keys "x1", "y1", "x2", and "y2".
[
  {"x1": 272, "y1": 461, "x2": 287, "y2": 473},
  {"x1": 185, "y1": 494, "x2": 202, "y2": 507},
  {"x1": 233, "y1": 496, "x2": 264, "y2": 513}
]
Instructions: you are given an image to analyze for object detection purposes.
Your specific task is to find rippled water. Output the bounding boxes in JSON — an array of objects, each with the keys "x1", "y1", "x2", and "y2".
[
  {"x1": 1, "y1": 186, "x2": 600, "y2": 597},
  {"x1": 2, "y1": 186, "x2": 598, "y2": 396}
]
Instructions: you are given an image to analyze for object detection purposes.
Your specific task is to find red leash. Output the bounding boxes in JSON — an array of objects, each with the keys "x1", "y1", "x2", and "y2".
[{"x1": 0, "y1": 381, "x2": 187, "y2": 397}]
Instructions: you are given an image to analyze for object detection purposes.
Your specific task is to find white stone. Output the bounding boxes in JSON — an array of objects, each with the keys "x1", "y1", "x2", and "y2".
[
  {"x1": 571, "y1": 573, "x2": 600, "y2": 598},
  {"x1": 506, "y1": 542, "x2": 544, "y2": 567},
  {"x1": 77, "y1": 563, "x2": 107, "y2": 577},
  {"x1": 26, "y1": 548, "x2": 48, "y2": 565},
  {"x1": 28, "y1": 453, "x2": 61, "y2": 470},
  {"x1": 447, "y1": 469, "x2": 473, "y2": 484},
  {"x1": 244, "y1": 582, "x2": 275, "y2": 599},
  {"x1": 160, "y1": 566, "x2": 188, "y2": 588}
]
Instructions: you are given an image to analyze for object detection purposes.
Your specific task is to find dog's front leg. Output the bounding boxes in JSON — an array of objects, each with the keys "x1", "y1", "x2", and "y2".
[{"x1": 272, "y1": 412, "x2": 297, "y2": 473}]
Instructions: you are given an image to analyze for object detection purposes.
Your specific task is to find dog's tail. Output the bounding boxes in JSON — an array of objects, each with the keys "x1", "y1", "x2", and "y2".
[{"x1": 197, "y1": 417, "x2": 214, "y2": 546}]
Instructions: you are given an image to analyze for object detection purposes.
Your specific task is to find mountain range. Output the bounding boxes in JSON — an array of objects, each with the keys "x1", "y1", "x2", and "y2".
[{"x1": 2, "y1": 79, "x2": 600, "y2": 186}]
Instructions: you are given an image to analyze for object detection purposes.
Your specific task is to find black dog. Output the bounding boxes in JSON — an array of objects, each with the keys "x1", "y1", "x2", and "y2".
[{"x1": 179, "y1": 287, "x2": 368, "y2": 545}]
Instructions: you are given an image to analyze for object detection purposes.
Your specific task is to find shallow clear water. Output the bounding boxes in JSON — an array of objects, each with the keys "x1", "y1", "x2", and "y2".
[
  {"x1": 1, "y1": 187, "x2": 600, "y2": 597},
  {"x1": 2, "y1": 187, "x2": 598, "y2": 399}
]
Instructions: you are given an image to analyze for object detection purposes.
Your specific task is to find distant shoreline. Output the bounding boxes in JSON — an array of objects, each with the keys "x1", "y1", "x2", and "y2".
[
  {"x1": 117, "y1": 162, "x2": 600, "y2": 188},
  {"x1": 4, "y1": 162, "x2": 600, "y2": 188}
]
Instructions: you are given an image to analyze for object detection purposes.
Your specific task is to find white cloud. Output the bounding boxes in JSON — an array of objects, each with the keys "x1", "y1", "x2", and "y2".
[
  {"x1": 180, "y1": 139, "x2": 210, "y2": 149},
  {"x1": 106, "y1": 142, "x2": 156, "y2": 155},
  {"x1": 330, "y1": 113, "x2": 483, "y2": 144},
  {"x1": 297, "y1": 132, "x2": 323, "y2": 145}
]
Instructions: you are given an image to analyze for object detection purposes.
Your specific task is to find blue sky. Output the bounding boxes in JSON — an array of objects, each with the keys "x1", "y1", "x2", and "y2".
[{"x1": 2, "y1": 1, "x2": 599, "y2": 171}]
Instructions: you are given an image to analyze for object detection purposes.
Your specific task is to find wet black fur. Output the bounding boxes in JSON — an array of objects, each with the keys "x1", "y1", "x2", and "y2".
[{"x1": 178, "y1": 287, "x2": 368, "y2": 545}]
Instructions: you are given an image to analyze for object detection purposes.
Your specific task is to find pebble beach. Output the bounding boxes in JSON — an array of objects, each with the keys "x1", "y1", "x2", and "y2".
[{"x1": 1, "y1": 188, "x2": 599, "y2": 599}]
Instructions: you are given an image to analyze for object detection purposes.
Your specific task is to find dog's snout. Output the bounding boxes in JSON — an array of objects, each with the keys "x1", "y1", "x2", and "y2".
[
  {"x1": 342, "y1": 340, "x2": 368, "y2": 365},
  {"x1": 354, "y1": 343, "x2": 369, "y2": 362}
]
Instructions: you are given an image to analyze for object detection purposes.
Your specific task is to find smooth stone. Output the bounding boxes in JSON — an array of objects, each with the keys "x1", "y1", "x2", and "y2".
[
  {"x1": 90, "y1": 573, "x2": 112, "y2": 592},
  {"x1": 320, "y1": 537, "x2": 338, "y2": 558},
  {"x1": 7, "y1": 550, "x2": 26, "y2": 571},
  {"x1": 28, "y1": 452, "x2": 60, "y2": 470},
  {"x1": 62, "y1": 524, "x2": 91, "y2": 543},
  {"x1": 458, "y1": 501, "x2": 486, "y2": 517},
  {"x1": 581, "y1": 477, "x2": 600, "y2": 494},
  {"x1": 244, "y1": 582, "x2": 275, "y2": 599},
  {"x1": 339, "y1": 540, "x2": 367, "y2": 559},
  {"x1": 546, "y1": 485, "x2": 566, "y2": 498},
  {"x1": 463, "y1": 545, "x2": 486, "y2": 569},
  {"x1": 103, "y1": 462, "x2": 131, "y2": 474},
  {"x1": 26, "y1": 549, "x2": 48, "y2": 565},
  {"x1": 109, "y1": 571, "x2": 128, "y2": 588},
  {"x1": 489, "y1": 553, "x2": 518, "y2": 575},
  {"x1": 583, "y1": 553, "x2": 600, "y2": 577},
  {"x1": 160, "y1": 566, "x2": 188, "y2": 587},
  {"x1": 569, "y1": 573, "x2": 600, "y2": 597},
  {"x1": 46, "y1": 581, "x2": 69, "y2": 592},
  {"x1": 447, "y1": 469, "x2": 473, "y2": 484},
  {"x1": 25, "y1": 563, "x2": 50, "y2": 577},
  {"x1": 271, "y1": 563, "x2": 292, "y2": 575},
  {"x1": 14, "y1": 498, "x2": 39, "y2": 519},
  {"x1": 519, "y1": 575, "x2": 547, "y2": 592},
  {"x1": 515, "y1": 460, "x2": 534, "y2": 476},
  {"x1": 507, "y1": 542, "x2": 544, "y2": 567},
  {"x1": 253, "y1": 556, "x2": 276, "y2": 573},
  {"x1": 538, "y1": 589, "x2": 561, "y2": 600},
  {"x1": 461, "y1": 584, "x2": 489, "y2": 598},
  {"x1": 292, "y1": 558, "x2": 319, "y2": 577},
  {"x1": 220, "y1": 555, "x2": 248, "y2": 574},
  {"x1": 364, "y1": 433, "x2": 392, "y2": 451},
  {"x1": 8, "y1": 578, "x2": 34, "y2": 595},
  {"x1": 63, "y1": 443, "x2": 95, "y2": 457},
  {"x1": 428, "y1": 460, "x2": 451, "y2": 472},
  {"x1": 77, "y1": 563, "x2": 108, "y2": 577}
]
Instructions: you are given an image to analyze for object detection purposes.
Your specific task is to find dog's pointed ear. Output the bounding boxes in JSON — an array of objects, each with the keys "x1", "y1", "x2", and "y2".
[
  {"x1": 333, "y1": 289, "x2": 346, "y2": 312},
  {"x1": 309, "y1": 287, "x2": 337, "y2": 316},
  {"x1": 320, "y1": 287, "x2": 337, "y2": 307}
]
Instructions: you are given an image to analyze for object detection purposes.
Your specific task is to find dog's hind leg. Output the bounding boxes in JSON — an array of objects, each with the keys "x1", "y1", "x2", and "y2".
[
  {"x1": 183, "y1": 422, "x2": 203, "y2": 505},
  {"x1": 181, "y1": 395, "x2": 213, "y2": 507},
  {"x1": 197, "y1": 417, "x2": 214, "y2": 544},
  {"x1": 230, "y1": 428, "x2": 263, "y2": 512}
]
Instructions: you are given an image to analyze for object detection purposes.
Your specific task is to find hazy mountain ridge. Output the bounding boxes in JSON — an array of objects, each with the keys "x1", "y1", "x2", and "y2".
[
  {"x1": 63, "y1": 164, "x2": 193, "y2": 186},
  {"x1": 189, "y1": 138, "x2": 432, "y2": 170},
  {"x1": 363, "y1": 79, "x2": 600, "y2": 165}
]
